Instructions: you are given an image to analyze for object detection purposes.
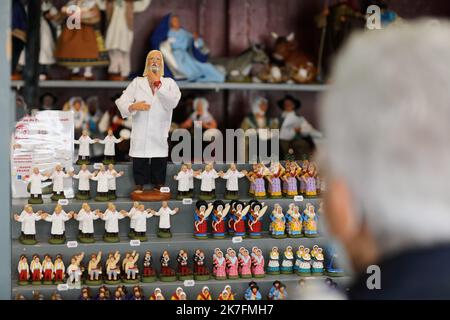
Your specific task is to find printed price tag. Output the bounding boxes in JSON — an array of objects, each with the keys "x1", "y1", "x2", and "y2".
[
  {"x1": 66, "y1": 241, "x2": 78, "y2": 248},
  {"x1": 294, "y1": 195, "x2": 304, "y2": 202},
  {"x1": 58, "y1": 198, "x2": 69, "y2": 205},
  {"x1": 160, "y1": 187, "x2": 170, "y2": 193},
  {"x1": 184, "y1": 280, "x2": 195, "y2": 287},
  {"x1": 232, "y1": 236, "x2": 243, "y2": 244},
  {"x1": 93, "y1": 163, "x2": 102, "y2": 170},
  {"x1": 182, "y1": 198, "x2": 193, "y2": 205},
  {"x1": 57, "y1": 284, "x2": 69, "y2": 291},
  {"x1": 130, "y1": 239, "x2": 141, "y2": 247}
]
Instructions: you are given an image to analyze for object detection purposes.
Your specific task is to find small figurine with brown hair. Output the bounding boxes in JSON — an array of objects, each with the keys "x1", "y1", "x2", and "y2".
[
  {"x1": 160, "y1": 250, "x2": 176, "y2": 282},
  {"x1": 17, "y1": 255, "x2": 30, "y2": 285},
  {"x1": 142, "y1": 251, "x2": 156, "y2": 283},
  {"x1": 86, "y1": 251, "x2": 102, "y2": 285}
]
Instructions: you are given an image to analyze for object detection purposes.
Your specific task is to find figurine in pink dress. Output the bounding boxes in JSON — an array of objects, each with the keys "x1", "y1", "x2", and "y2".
[
  {"x1": 238, "y1": 247, "x2": 252, "y2": 278},
  {"x1": 225, "y1": 248, "x2": 239, "y2": 280},
  {"x1": 212, "y1": 249, "x2": 227, "y2": 280},
  {"x1": 251, "y1": 247, "x2": 265, "y2": 278}
]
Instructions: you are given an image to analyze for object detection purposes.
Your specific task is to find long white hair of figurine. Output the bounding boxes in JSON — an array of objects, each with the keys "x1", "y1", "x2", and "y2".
[
  {"x1": 143, "y1": 50, "x2": 165, "y2": 77},
  {"x1": 320, "y1": 19, "x2": 450, "y2": 256}
]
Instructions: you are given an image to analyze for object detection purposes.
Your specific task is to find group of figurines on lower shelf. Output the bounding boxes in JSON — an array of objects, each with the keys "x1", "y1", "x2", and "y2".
[
  {"x1": 17, "y1": 245, "x2": 341, "y2": 287},
  {"x1": 24, "y1": 162, "x2": 124, "y2": 204},
  {"x1": 14, "y1": 201, "x2": 179, "y2": 245},
  {"x1": 194, "y1": 199, "x2": 322, "y2": 239},
  {"x1": 175, "y1": 161, "x2": 323, "y2": 200}
]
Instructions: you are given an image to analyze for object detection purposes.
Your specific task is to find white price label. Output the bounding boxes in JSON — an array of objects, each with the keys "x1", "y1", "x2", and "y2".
[
  {"x1": 93, "y1": 163, "x2": 102, "y2": 170},
  {"x1": 184, "y1": 280, "x2": 195, "y2": 287},
  {"x1": 160, "y1": 187, "x2": 170, "y2": 193},
  {"x1": 130, "y1": 239, "x2": 141, "y2": 247},
  {"x1": 58, "y1": 199, "x2": 69, "y2": 205},
  {"x1": 57, "y1": 284, "x2": 69, "y2": 291},
  {"x1": 182, "y1": 198, "x2": 193, "y2": 205},
  {"x1": 294, "y1": 195, "x2": 304, "y2": 202},
  {"x1": 232, "y1": 236, "x2": 243, "y2": 244},
  {"x1": 66, "y1": 241, "x2": 78, "y2": 248}
]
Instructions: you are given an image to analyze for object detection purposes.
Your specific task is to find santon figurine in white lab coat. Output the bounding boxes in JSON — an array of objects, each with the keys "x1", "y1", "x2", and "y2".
[
  {"x1": 41, "y1": 204, "x2": 74, "y2": 244},
  {"x1": 153, "y1": 201, "x2": 179, "y2": 238},
  {"x1": 99, "y1": 128, "x2": 124, "y2": 165},
  {"x1": 74, "y1": 130, "x2": 98, "y2": 165},
  {"x1": 14, "y1": 204, "x2": 44, "y2": 245},
  {"x1": 49, "y1": 164, "x2": 71, "y2": 201},
  {"x1": 71, "y1": 164, "x2": 93, "y2": 200},
  {"x1": 219, "y1": 163, "x2": 247, "y2": 200}
]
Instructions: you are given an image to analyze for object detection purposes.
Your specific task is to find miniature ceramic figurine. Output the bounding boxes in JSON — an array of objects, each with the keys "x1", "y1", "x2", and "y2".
[
  {"x1": 174, "y1": 164, "x2": 194, "y2": 199},
  {"x1": 49, "y1": 164, "x2": 71, "y2": 201},
  {"x1": 303, "y1": 203, "x2": 319, "y2": 237},
  {"x1": 281, "y1": 246, "x2": 294, "y2": 274},
  {"x1": 105, "y1": 251, "x2": 121, "y2": 284},
  {"x1": 267, "y1": 246, "x2": 280, "y2": 275},
  {"x1": 194, "y1": 163, "x2": 219, "y2": 200},
  {"x1": 194, "y1": 200, "x2": 213, "y2": 239},
  {"x1": 197, "y1": 286, "x2": 212, "y2": 300},
  {"x1": 296, "y1": 247, "x2": 311, "y2": 276},
  {"x1": 212, "y1": 249, "x2": 227, "y2": 280},
  {"x1": 293, "y1": 245, "x2": 304, "y2": 273},
  {"x1": 127, "y1": 201, "x2": 140, "y2": 237},
  {"x1": 286, "y1": 204, "x2": 303, "y2": 238},
  {"x1": 266, "y1": 162, "x2": 285, "y2": 198},
  {"x1": 53, "y1": 254, "x2": 65, "y2": 284},
  {"x1": 41, "y1": 204, "x2": 74, "y2": 244},
  {"x1": 247, "y1": 163, "x2": 268, "y2": 198},
  {"x1": 74, "y1": 203, "x2": 101, "y2": 243},
  {"x1": 79, "y1": 287, "x2": 91, "y2": 300},
  {"x1": 218, "y1": 285, "x2": 235, "y2": 300},
  {"x1": 99, "y1": 202, "x2": 127, "y2": 242},
  {"x1": 268, "y1": 281, "x2": 288, "y2": 300},
  {"x1": 99, "y1": 129, "x2": 124, "y2": 165},
  {"x1": 171, "y1": 287, "x2": 186, "y2": 300},
  {"x1": 160, "y1": 250, "x2": 177, "y2": 282},
  {"x1": 14, "y1": 204, "x2": 43, "y2": 245},
  {"x1": 129, "y1": 204, "x2": 154, "y2": 241},
  {"x1": 238, "y1": 247, "x2": 252, "y2": 278},
  {"x1": 67, "y1": 252, "x2": 84, "y2": 289},
  {"x1": 270, "y1": 203, "x2": 286, "y2": 238},
  {"x1": 129, "y1": 286, "x2": 146, "y2": 300},
  {"x1": 154, "y1": 201, "x2": 179, "y2": 238},
  {"x1": 91, "y1": 164, "x2": 110, "y2": 202},
  {"x1": 298, "y1": 160, "x2": 308, "y2": 194},
  {"x1": 247, "y1": 164, "x2": 258, "y2": 196},
  {"x1": 247, "y1": 200, "x2": 268, "y2": 238},
  {"x1": 225, "y1": 248, "x2": 239, "y2": 280},
  {"x1": 86, "y1": 251, "x2": 103, "y2": 285},
  {"x1": 251, "y1": 247, "x2": 265, "y2": 278},
  {"x1": 219, "y1": 163, "x2": 247, "y2": 200},
  {"x1": 186, "y1": 163, "x2": 195, "y2": 197},
  {"x1": 244, "y1": 281, "x2": 262, "y2": 300},
  {"x1": 193, "y1": 249, "x2": 210, "y2": 281},
  {"x1": 229, "y1": 201, "x2": 250, "y2": 237},
  {"x1": 29, "y1": 255, "x2": 43, "y2": 285},
  {"x1": 176, "y1": 249, "x2": 193, "y2": 281},
  {"x1": 24, "y1": 167, "x2": 50, "y2": 204},
  {"x1": 17, "y1": 255, "x2": 30, "y2": 285},
  {"x1": 74, "y1": 130, "x2": 97, "y2": 165},
  {"x1": 300, "y1": 162, "x2": 318, "y2": 198},
  {"x1": 142, "y1": 251, "x2": 157, "y2": 283},
  {"x1": 211, "y1": 200, "x2": 230, "y2": 239},
  {"x1": 282, "y1": 161, "x2": 300, "y2": 197},
  {"x1": 106, "y1": 164, "x2": 124, "y2": 200},
  {"x1": 72, "y1": 164, "x2": 93, "y2": 200},
  {"x1": 149, "y1": 288, "x2": 165, "y2": 300},
  {"x1": 311, "y1": 245, "x2": 325, "y2": 275},
  {"x1": 123, "y1": 251, "x2": 140, "y2": 283}
]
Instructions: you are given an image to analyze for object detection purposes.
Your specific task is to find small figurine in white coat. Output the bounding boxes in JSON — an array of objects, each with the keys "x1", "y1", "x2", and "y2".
[
  {"x1": 99, "y1": 202, "x2": 128, "y2": 242},
  {"x1": 41, "y1": 204, "x2": 74, "y2": 244},
  {"x1": 153, "y1": 201, "x2": 179, "y2": 238},
  {"x1": 67, "y1": 252, "x2": 84, "y2": 289},
  {"x1": 74, "y1": 130, "x2": 98, "y2": 165},
  {"x1": 129, "y1": 203, "x2": 154, "y2": 241},
  {"x1": 24, "y1": 167, "x2": 50, "y2": 204},
  {"x1": 49, "y1": 164, "x2": 71, "y2": 201},
  {"x1": 194, "y1": 163, "x2": 219, "y2": 200},
  {"x1": 106, "y1": 163, "x2": 124, "y2": 200},
  {"x1": 174, "y1": 164, "x2": 194, "y2": 199},
  {"x1": 186, "y1": 163, "x2": 194, "y2": 197},
  {"x1": 14, "y1": 204, "x2": 44, "y2": 245},
  {"x1": 71, "y1": 164, "x2": 93, "y2": 200},
  {"x1": 91, "y1": 164, "x2": 110, "y2": 202},
  {"x1": 127, "y1": 201, "x2": 140, "y2": 237},
  {"x1": 99, "y1": 128, "x2": 124, "y2": 165},
  {"x1": 219, "y1": 163, "x2": 247, "y2": 200},
  {"x1": 74, "y1": 202, "x2": 101, "y2": 243}
]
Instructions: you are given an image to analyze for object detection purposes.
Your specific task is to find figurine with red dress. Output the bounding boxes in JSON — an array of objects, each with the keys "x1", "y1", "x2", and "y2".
[
  {"x1": 176, "y1": 249, "x2": 193, "y2": 281},
  {"x1": 211, "y1": 200, "x2": 230, "y2": 239},
  {"x1": 194, "y1": 200, "x2": 212, "y2": 239},
  {"x1": 247, "y1": 200, "x2": 268, "y2": 238},
  {"x1": 160, "y1": 250, "x2": 176, "y2": 282},
  {"x1": 193, "y1": 249, "x2": 210, "y2": 281}
]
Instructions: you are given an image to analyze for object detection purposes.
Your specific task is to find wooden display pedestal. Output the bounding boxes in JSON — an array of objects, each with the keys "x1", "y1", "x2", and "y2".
[{"x1": 130, "y1": 190, "x2": 171, "y2": 202}]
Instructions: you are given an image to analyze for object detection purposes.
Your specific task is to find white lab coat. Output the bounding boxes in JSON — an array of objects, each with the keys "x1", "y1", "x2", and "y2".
[
  {"x1": 91, "y1": 171, "x2": 110, "y2": 192},
  {"x1": 17, "y1": 211, "x2": 41, "y2": 235},
  {"x1": 76, "y1": 209, "x2": 99, "y2": 234},
  {"x1": 102, "y1": 209, "x2": 125, "y2": 233},
  {"x1": 45, "y1": 211, "x2": 71, "y2": 235},
  {"x1": 222, "y1": 169, "x2": 245, "y2": 191},
  {"x1": 154, "y1": 207, "x2": 176, "y2": 229},
  {"x1": 107, "y1": 169, "x2": 123, "y2": 190},
  {"x1": 133, "y1": 210, "x2": 153, "y2": 232},
  {"x1": 115, "y1": 77, "x2": 181, "y2": 158},
  {"x1": 100, "y1": 135, "x2": 121, "y2": 156},
  {"x1": 195, "y1": 170, "x2": 218, "y2": 192},
  {"x1": 51, "y1": 171, "x2": 69, "y2": 193},
  {"x1": 29, "y1": 173, "x2": 49, "y2": 195},
  {"x1": 279, "y1": 111, "x2": 323, "y2": 141},
  {"x1": 75, "y1": 136, "x2": 95, "y2": 157},
  {"x1": 73, "y1": 169, "x2": 92, "y2": 191},
  {"x1": 175, "y1": 170, "x2": 193, "y2": 192},
  {"x1": 128, "y1": 206, "x2": 138, "y2": 229}
]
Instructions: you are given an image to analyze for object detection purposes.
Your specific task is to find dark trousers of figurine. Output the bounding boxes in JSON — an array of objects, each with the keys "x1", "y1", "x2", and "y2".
[
  {"x1": 160, "y1": 228, "x2": 170, "y2": 233},
  {"x1": 79, "y1": 190, "x2": 89, "y2": 196},
  {"x1": 105, "y1": 155, "x2": 114, "y2": 161},
  {"x1": 108, "y1": 190, "x2": 117, "y2": 198},
  {"x1": 132, "y1": 157, "x2": 167, "y2": 188},
  {"x1": 30, "y1": 194, "x2": 42, "y2": 200},
  {"x1": 78, "y1": 156, "x2": 90, "y2": 162},
  {"x1": 81, "y1": 232, "x2": 94, "y2": 238},
  {"x1": 106, "y1": 232, "x2": 118, "y2": 238},
  {"x1": 21, "y1": 232, "x2": 35, "y2": 240},
  {"x1": 97, "y1": 192, "x2": 108, "y2": 198},
  {"x1": 135, "y1": 231, "x2": 145, "y2": 237},
  {"x1": 52, "y1": 232, "x2": 65, "y2": 240}
]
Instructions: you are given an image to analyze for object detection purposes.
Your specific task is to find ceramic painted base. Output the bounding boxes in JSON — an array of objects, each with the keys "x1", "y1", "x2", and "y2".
[
  {"x1": 194, "y1": 235, "x2": 208, "y2": 240},
  {"x1": 266, "y1": 271, "x2": 280, "y2": 275},
  {"x1": 253, "y1": 274, "x2": 265, "y2": 278},
  {"x1": 141, "y1": 276, "x2": 157, "y2": 283},
  {"x1": 76, "y1": 159, "x2": 90, "y2": 165},
  {"x1": 296, "y1": 271, "x2": 311, "y2": 277},
  {"x1": 224, "y1": 194, "x2": 239, "y2": 200},
  {"x1": 108, "y1": 194, "x2": 117, "y2": 200},
  {"x1": 281, "y1": 270, "x2": 293, "y2": 275},
  {"x1": 104, "y1": 279, "x2": 121, "y2": 285},
  {"x1": 227, "y1": 275, "x2": 239, "y2": 280},
  {"x1": 326, "y1": 271, "x2": 344, "y2": 277},
  {"x1": 215, "y1": 276, "x2": 227, "y2": 281},
  {"x1": 178, "y1": 274, "x2": 194, "y2": 281},
  {"x1": 194, "y1": 274, "x2": 210, "y2": 281},
  {"x1": 42, "y1": 280, "x2": 54, "y2": 285},
  {"x1": 212, "y1": 235, "x2": 226, "y2": 239},
  {"x1": 157, "y1": 231, "x2": 172, "y2": 238},
  {"x1": 103, "y1": 235, "x2": 120, "y2": 243},
  {"x1": 95, "y1": 195, "x2": 109, "y2": 202},
  {"x1": 159, "y1": 275, "x2": 177, "y2": 282},
  {"x1": 75, "y1": 193, "x2": 91, "y2": 200},
  {"x1": 122, "y1": 278, "x2": 139, "y2": 284},
  {"x1": 31, "y1": 281, "x2": 42, "y2": 285},
  {"x1": 77, "y1": 236, "x2": 95, "y2": 244},
  {"x1": 271, "y1": 234, "x2": 287, "y2": 239},
  {"x1": 312, "y1": 271, "x2": 324, "y2": 276},
  {"x1": 85, "y1": 279, "x2": 103, "y2": 286},
  {"x1": 130, "y1": 235, "x2": 148, "y2": 242},
  {"x1": 53, "y1": 280, "x2": 64, "y2": 285},
  {"x1": 249, "y1": 234, "x2": 262, "y2": 239},
  {"x1": 18, "y1": 281, "x2": 29, "y2": 286},
  {"x1": 240, "y1": 274, "x2": 252, "y2": 279},
  {"x1": 51, "y1": 194, "x2": 65, "y2": 201},
  {"x1": 102, "y1": 159, "x2": 115, "y2": 165},
  {"x1": 288, "y1": 234, "x2": 303, "y2": 238},
  {"x1": 199, "y1": 194, "x2": 215, "y2": 201},
  {"x1": 28, "y1": 198, "x2": 43, "y2": 205},
  {"x1": 254, "y1": 195, "x2": 267, "y2": 199},
  {"x1": 304, "y1": 233, "x2": 319, "y2": 238},
  {"x1": 19, "y1": 237, "x2": 37, "y2": 245},
  {"x1": 48, "y1": 237, "x2": 66, "y2": 245},
  {"x1": 269, "y1": 194, "x2": 283, "y2": 199}
]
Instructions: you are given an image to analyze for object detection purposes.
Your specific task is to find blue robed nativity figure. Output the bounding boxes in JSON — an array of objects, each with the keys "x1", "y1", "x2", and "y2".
[{"x1": 150, "y1": 13, "x2": 225, "y2": 82}]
